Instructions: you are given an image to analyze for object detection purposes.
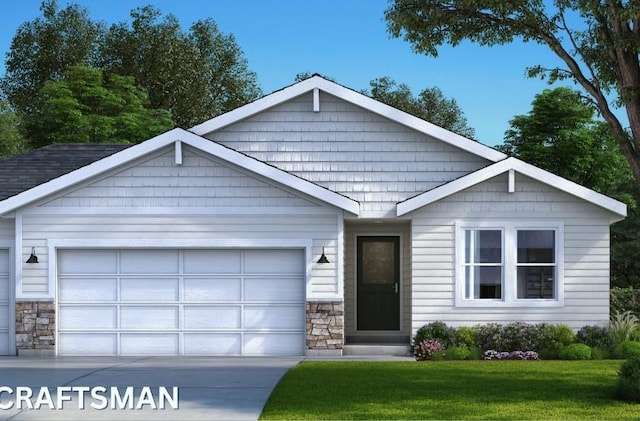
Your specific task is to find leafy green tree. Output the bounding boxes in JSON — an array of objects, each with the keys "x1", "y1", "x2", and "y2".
[
  {"x1": 25, "y1": 65, "x2": 173, "y2": 147},
  {"x1": 0, "y1": 101, "x2": 27, "y2": 158},
  {"x1": 366, "y1": 76, "x2": 475, "y2": 138},
  {"x1": 98, "y1": 6, "x2": 261, "y2": 127},
  {"x1": 498, "y1": 87, "x2": 633, "y2": 199},
  {"x1": 0, "y1": 0, "x2": 103, "y2": 115},
  {"x1": 385, "y1": 1, "x2": 640, "y2": 186}
]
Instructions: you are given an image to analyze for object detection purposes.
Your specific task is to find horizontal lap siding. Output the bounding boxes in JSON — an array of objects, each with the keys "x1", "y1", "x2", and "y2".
[
  {"x1": 21, "y1": 214, "x2": 339, "y2": 298},
  {"x1": 411, "y1": 173, "x2": 612, "y2": 332},
  {"x1": 209, "y1": 92, "x2": 490, "y2": 216}
]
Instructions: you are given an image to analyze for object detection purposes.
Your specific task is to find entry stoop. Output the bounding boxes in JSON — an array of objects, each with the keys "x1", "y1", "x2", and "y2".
[{"x1": 343, "y1": 344, "x2": 411, "y2": 356}]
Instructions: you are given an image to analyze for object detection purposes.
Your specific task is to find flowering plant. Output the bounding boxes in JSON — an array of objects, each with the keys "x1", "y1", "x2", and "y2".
[
  {"x1": 483, "y1": 350, "x2": 539, "y2": 360},
  {"x1": 414, "y1": 339, "x2": 446, "y2": 361}
]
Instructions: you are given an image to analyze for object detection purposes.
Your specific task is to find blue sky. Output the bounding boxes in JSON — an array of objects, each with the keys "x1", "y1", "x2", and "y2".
[{"x1": 0, "y1": 0, "x2": 574, "y2": 146}]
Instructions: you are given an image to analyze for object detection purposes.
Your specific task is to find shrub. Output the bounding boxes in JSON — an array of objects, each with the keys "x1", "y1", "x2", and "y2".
[
  {"x1": 474, "y1": 323, "x2": 505, "y2": 351},
  {"x1": 615, "y1": 341, "x2": 640, "y2": 359},
  {"x1": 454, "y1": 326, "x2": 477, "y2": 349},
  {"x1": 414, "y1": 339, "x2": 446, "y2": 361},
  {"x1": 467, "y1": 346, "x2": 484, "y2": 360},
  {"x1": 591, "y1": 347, "x2": 613, "y2": 360},
  {"x1": 444, "y1": 346, "x2": 471, "y2": 360},
  {"x1": 483, "y1": 350, "x2": 539, "y2": 360},
  {"x1": 610, "y1": 311, "x2": 640, "y2": 344},
  {"x1": 576, "y1": 325, "x2": 614, "y2": 350},
  {"x1": 413, "y1": 321, "x2": 455, "y2": 348},
  {"x1": 540, "y1": 323, "x2": 575, "y2": 349},
  {"x1": 558, "y1": 343, "x2": 592, "y2": 360},
  {"x1": 614, "y1": 355, "x2": 640, "y2": 402}
]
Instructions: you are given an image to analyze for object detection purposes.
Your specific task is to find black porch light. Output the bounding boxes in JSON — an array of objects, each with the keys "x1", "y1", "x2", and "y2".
[
  {"x1": 26, "y1": 247, "x2": 38, "y2": 264},
  {"x1": 317, "y1": 247, "x2": 330, "y2": 264}
]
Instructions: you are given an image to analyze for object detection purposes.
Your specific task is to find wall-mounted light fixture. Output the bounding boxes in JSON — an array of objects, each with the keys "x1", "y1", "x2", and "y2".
[
  {"x1": 26, "y1": 247, "x2": 38, "y2": 264},
  {"x1": 317, "y1": 247, "x2": 329, "y2": 264}
]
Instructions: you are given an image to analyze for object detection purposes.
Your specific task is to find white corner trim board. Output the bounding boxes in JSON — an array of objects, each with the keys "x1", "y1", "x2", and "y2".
[
  {"x1": 396, "y1": 157, "x2": 627, "y2": 217},
  {"x1": 0, "y1": 128, "x2": 360, "y2": 216}
]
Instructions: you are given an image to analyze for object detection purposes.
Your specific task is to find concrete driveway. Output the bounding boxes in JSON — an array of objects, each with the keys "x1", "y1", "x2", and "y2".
[{"x1": 0, "y1": 356, "x2": 301, "y2": 421}]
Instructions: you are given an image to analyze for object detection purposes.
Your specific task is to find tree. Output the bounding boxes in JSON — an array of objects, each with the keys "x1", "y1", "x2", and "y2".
[
  {"x1": 366, "y1": 76, "x2": 476, "y2": 138},
  {"x1": 24, "y1": 65, "x2": 173, "y2": 148},
  {"x1": 498, "y1": 87, "x2": 632, "y2": 199},
  {"x1": 385, "y1": 1, "x2": 640, "y2": 186},
  {"x1": 98, "y1": 6, "x2": 261, "y2": 127},
  {"x1": 1, "y1": 1, "x2": 261, "y2": 129},
  {"x1": 0, "y1": 0, "x2": 103, "y2": 115},
  {"x1": 0, "y1": 101, "x2": 27, "y2": 158}
]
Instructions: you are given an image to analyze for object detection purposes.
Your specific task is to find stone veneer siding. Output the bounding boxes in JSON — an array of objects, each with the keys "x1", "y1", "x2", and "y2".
[
  {"x1": 15, "y1": 302, "x2": 55, "y2": 350},
  {"x1": 306, "y1": 301, "x2": 344, "y2": 350}
]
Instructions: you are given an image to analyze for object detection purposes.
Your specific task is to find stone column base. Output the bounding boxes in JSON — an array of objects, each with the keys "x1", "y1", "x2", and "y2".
[
  {"x1": 306, "y1": 301, "x2": 344, "y2": 351},
  {"x1": 15, "y1": 301, "x2": 55, "y2": 352}
]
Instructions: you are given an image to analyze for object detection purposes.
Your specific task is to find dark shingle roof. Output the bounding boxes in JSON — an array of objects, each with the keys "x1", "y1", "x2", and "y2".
[{"x1": 0, "y1": 143, "x2": 133, "y2": 201}]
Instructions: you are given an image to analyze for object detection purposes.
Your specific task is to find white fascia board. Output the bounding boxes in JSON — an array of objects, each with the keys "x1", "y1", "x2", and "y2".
[
  {"x1": 397, "y1": 157, "x2": 627, "y2": 217},
  {"x1": 0, "y1": 127, "x2": 360, "y2": 216},
  {"x1": 190, "y1": 76, "x2": 507, "y2": 163}
]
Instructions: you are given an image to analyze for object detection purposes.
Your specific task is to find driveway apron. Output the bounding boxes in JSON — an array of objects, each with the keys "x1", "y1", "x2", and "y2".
[{"x1": 0, "y1": 356, "x2": 301, "y2": 421}]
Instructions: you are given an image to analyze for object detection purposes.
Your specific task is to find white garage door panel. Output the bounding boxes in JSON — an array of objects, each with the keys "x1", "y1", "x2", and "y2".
[
  {"x1": 184, "y1": 306, "x2": 241, "y2": 329},
  {"x1": 121, "y1": 307, "x2": 179, "y2": 329},
  {"x1": 245, "y1": 306, "x2": 305, "y2": 330},
  {"x1": 0, "y1": 250, "x2": 9, "y2": 355},
  {"x1": 59, "y1": 306, "x2": 116, "y2": 329},
  {"x1": 184, "y1": 250, "x2": 242, "y2": 273},
  {"x1": 244, "y1": 333, "x2": 304, "y2": 355},
  {"x1": 121, "y1": 278, "x2": 179, "y2": 301},
  {"x1": 184, "y1": 278, "x2": 241, "y2": 301},
  {"x1": 120, "y1": 334, "x2": 179, "y2": 355},
  {"x1": 58, "y1": 249, "x2": 306, "y2": 356},
  {"x1": 60, "y1": 278, "x2": 117, "y2": 301},
  {"x1": 59, "y1": 333, "x2": 117, "y2": 355},
  {"x1": 184, "y1": 333, "x2": 241, "y2": 355},
  {"x1": 59, "y1": 250, "x2": 117, "y2": 274}
]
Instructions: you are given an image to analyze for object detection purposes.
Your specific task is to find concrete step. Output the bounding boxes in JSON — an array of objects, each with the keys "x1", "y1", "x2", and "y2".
[{"x1": 343, "y1": 344, "x2": 411, "y2": 356}]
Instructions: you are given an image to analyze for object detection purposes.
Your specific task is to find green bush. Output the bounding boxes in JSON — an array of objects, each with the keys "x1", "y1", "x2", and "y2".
[
  {"x1": 591, "y1": 347, "x2": 613, "y2": 360},
  {"x1": 474, "y1": 322, "x2": 544, "y2": 352},
  {"x1": 444, "y1": 346, "x2": 471, "y2": 360},
  {"x1": 615, "y1": 355, "x2": 640, "y2": 402},
  {"x1": 474, "y1": 323, "x2": 504, "y2": 351},
  {"x1": 540, "y1": 323, "x2": 575, "y2": 349},
  {"x1": 414, "y1": 321, "x2": 455, "y2": 348},
  {"x1": 467, "y1": 346, "x2": 483, "y2": 360},
  {"x1": 576, "y1": 325, "x2": 614, "y2": 350},
  {"x1": 610, "y1": 311, "x2": 640, "y2": 344},
  {"x1": 558, "y1": 343, "x2": 592, "y2": 360},
  {"x1": 454, "y1": 326, "x2": 477, "y2": 349},
  {"x1": 615, "y1": 341, "x2": 640, "y2": 359}
]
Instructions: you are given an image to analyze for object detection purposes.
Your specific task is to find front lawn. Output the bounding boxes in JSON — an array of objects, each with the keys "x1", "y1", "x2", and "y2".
[{"x1": 260, "y1": 360, "x2": 638, "y2": 420}]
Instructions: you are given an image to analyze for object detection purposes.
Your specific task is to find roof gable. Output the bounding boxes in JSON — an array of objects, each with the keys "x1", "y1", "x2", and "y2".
[
  {"x1": 396, "y1": 157, "x2": 627, "y2": 218},
  {"x1": 0, "y1": 128, "x2": 359, "y2": 215},
  {"x1": 190, "y1": 75, "x2": 506, "y2": 163}
]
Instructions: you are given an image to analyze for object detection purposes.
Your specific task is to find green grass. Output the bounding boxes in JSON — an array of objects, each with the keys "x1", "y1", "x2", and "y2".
[{"x1": 260, "y1": 360, "x2": 638, "y2": 420}]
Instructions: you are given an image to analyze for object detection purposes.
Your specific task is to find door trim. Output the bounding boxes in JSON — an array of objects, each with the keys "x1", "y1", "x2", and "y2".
[{"x1": 354, "y1": 233, "x2": 403, "y2": 332}]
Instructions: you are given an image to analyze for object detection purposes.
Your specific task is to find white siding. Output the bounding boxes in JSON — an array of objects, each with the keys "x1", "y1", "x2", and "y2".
[
  {"x1": 41, "y1": 146, "x2": 319, "y2": 209},
  {"x1": 208, "y1": 91, "x2": 490, "y2": 217},
  {"x1": 410, "y1": 173, "x2": 612, "y2": 331},
  {"x1": 20, "y1": 213, "x2": 340, "y2": 299}
]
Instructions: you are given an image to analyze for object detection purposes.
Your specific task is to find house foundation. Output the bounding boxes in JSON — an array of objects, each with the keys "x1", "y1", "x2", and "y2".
[{"x1": 306, "y1": 301, "x2": 344, "y2": 355}]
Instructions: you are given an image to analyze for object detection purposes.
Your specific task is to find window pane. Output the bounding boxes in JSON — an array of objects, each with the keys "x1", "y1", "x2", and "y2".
[
  {"x1": 518, "y1": 230, "x2": 555, "y2": 263},
  {"x1": 464, "y1": 230, "x2": 501, "y2": 264},
  {"x1": 517, "y1": 266, "x2": 555, "y2": 299},
  {"x1": 465, "y1": 266, "x2": 503, "y2": 299},
  {"x1": 361, "y1": 241, "x2": 395, "y2": 285}
]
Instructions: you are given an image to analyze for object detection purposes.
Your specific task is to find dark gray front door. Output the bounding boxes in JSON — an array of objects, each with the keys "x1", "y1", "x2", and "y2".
[{"x1": 357, "y1": 236, "x2": 400, "y2": 331}]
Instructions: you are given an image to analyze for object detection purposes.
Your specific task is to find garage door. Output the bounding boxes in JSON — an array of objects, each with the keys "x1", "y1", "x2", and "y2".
[
  {"x1": 0, "y1": 250, "x2": 9, "y2": 355},
  {"x1": 58, "y1": 249, "x2": 306, "y2": 356}
]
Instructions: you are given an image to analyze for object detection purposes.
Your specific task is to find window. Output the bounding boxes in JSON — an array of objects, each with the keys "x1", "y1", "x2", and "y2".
[
  {"x1": 463, "y1": 230, "x2": 503, "y2": 300},
  {"x1": 456, "y1": 222, "x2": 563, "y2": 307}
]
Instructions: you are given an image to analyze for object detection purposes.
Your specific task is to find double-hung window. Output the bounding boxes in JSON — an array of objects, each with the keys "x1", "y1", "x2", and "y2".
[{"x1": 456, "y1": 222, "x2": 563, "y2": 307}]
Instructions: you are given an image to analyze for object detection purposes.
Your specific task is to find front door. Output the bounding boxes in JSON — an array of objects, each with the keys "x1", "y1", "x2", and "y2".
[{"x1": 357, "y1": 236, "x2": 400, "y2": 331}]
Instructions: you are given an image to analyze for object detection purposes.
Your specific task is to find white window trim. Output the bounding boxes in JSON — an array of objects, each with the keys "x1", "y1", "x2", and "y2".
[{"x1": 455, "y1": 221, "x2": 564, "y2": 308}]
